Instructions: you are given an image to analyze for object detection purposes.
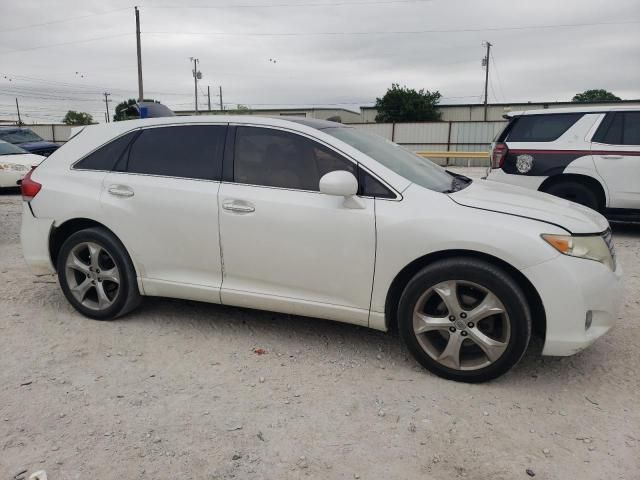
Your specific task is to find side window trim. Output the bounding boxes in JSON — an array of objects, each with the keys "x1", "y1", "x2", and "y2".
[{"x1": 228, "y1": 123, "x2": 399, "y2": 199}]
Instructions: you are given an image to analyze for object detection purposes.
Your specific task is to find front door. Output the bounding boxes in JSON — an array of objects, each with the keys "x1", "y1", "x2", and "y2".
[
  {"x1": 218, "y1": 126, "x2": 376, "y2": 325},
  {"x1": 592, "y1": 111, "x2": 640, "y2": 209}
]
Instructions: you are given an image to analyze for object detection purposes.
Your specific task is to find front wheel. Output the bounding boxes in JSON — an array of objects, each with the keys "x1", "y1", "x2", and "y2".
[
  {"x1": 57, "y1": 227, "x2": 141, "y2": 320},
  {"x1": 398, "y1": 258, "x2": 531, "y2": 382}
]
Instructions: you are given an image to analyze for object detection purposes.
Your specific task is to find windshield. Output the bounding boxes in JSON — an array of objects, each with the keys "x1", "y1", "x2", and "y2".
[
  {"x1": 323, "y1": 126, "x2": 457, "y2": 193},
  {"x1": 0, "y1": 129, "x2": 44, "y2": 144},
  {"x1": 0, "y1": 141, "x2": 28, "y2": 155}
]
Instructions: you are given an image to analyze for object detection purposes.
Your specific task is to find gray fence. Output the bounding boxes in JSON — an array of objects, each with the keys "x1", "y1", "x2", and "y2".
[
  {"x1": 22, "y1": 124, "x2": 73, "y2": 145},
  {"x1": 348, "y1": 121, "x2": 507, "y2": 166}
]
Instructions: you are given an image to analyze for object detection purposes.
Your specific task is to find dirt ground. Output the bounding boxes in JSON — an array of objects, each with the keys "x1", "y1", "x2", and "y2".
[{"x1": 1, "y1": 183, "x2": 639, "y2": 480}]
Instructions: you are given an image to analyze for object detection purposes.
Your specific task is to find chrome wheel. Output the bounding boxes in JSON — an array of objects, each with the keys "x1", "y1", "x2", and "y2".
[
  {"x1": 412, "y1": 280, "x2": 510, "y2": 370},
  {"x1": 64, "y1": 242, "x2": 120, "y2": 310}
]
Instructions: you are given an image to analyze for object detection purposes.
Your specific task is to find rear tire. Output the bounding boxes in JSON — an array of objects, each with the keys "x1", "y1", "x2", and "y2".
[
  {"x1": 543, "y1": 180, "x2": 600, "y2": 211},
  {"x1": 57, "y1": 227, "x2": 141, "y2": 320},
  {"x1": 398, "y1": 258, "x2": 531, "y2": 383}
]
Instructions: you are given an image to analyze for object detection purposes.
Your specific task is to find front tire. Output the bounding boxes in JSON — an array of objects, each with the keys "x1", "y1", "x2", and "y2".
[
  {"x1": 398, "y1": 258, "x2": 531, "y2": 383},
  {"x1": 57, "y1": 227, "x2": 141, "y2": 320}
]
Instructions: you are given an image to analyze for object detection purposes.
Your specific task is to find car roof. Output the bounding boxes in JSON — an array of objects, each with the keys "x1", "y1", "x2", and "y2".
[
  {"x1": 506, "y1": 105, "x2": 640, "y2": 117},
  {"x1": 76, "y1": 115, "x2": 349, "y2": 138}
]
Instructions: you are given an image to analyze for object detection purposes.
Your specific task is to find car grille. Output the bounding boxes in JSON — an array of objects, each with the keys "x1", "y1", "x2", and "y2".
[{"x1": 602, "y1": 228, "x2": 616, "y2": 269}]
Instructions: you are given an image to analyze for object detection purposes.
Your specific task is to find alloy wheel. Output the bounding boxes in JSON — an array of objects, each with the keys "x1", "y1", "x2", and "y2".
[
  {"x1": 64, "y1": 242, "x2": 121, "y2": 310},
  {"x1": 412, "y1": 280, "x2": 510, "y2": 370}
]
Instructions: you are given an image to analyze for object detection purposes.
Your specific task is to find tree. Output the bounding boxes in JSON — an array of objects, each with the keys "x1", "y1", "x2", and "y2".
[
  {"x1": 572, "y1": 89, "x2": 621, "y2": 103},
  {"x1": 113, "y1": 98, "x2": 160, "y2": 121},
  {"x1": 374, "y1": 84, "x2": 442, "y2": 123},
  {"x1": 62, "y1": 110, "x2": 93, "y2": 125}
]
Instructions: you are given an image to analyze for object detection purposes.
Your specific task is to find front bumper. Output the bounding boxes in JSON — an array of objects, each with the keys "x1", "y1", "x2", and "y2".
[
  {"x1": 20, "y1": 202, "x2": 55, "y2": 275},
  {"x1": 522, "y1": 253, "x2": 623, "y2": 356}
]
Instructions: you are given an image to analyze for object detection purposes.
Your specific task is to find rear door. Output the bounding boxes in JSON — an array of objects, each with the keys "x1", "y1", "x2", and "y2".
[
  {"x1": 218, "y1": 125, "x2": 376, "y2": 325},
  {"x1": 99, "y1": 123, "x2": 227, "y2": 301},
  {"x1": 591, "y1": 111, "x2": 640, "y2": 209}
]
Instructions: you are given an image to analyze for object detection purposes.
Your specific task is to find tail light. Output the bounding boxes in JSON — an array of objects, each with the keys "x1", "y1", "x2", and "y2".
[
  {"x1": 491, "y1": 142, "x2": 508, "y2": 169},
  {"x1": 21, "y1": 167, "x2": 42, "y2": 201}
]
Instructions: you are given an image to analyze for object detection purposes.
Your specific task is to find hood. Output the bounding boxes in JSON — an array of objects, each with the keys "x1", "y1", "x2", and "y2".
[
  {"x1": 18, "y1": 140, "x2": 58, "y2": 151},
  {"x1": 449, "y1": 179, "x2": 609, "y2": 234}
]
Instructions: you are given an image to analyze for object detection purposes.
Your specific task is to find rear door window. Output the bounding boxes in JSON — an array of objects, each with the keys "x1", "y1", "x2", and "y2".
[
  {"x1": 622, "y1": 112, "x2": 640, "y2": 145},
  {"x1": 506, "y1": 113, "x2": 583, "y2": 142},
  {"x1": 126, "y1": 125, "x2": 226, "y2": 180}
]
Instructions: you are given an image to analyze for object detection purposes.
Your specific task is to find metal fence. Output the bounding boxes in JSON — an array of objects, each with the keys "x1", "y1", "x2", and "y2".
[
  {"x1": 24, "y1": 120, "x2": 507, "y2": 166},
  {"x1": 348, "y1": 120, "x2": 507, "y2": 166}
]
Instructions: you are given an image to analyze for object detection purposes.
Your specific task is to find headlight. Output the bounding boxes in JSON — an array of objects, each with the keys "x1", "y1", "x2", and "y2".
[
  {"x1": 542, "y1": 233, "x2": 615, "y2": 270},
  {"x1": 0, "y1": 162, "x2": 29, "y2": 172}
]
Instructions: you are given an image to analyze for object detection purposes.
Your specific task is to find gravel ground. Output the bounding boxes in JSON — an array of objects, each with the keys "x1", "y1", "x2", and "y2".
[{"x1": 1, "y1": 183, "x2": 639, "y2": 480}]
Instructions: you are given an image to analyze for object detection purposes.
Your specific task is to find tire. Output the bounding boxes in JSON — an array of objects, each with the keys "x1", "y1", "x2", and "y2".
[
  {"x1": 397, "y1": 258, "x2": 531, "y2": 383},
  {"x1": 57, "y1": 227, "x2": 141, "y2": 320},
  {"x1": 543, "y1": 181, "x2": 600, "y2": 211}
]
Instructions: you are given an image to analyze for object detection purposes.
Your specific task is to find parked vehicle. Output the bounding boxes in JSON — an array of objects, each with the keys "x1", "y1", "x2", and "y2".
[
  {"x1": 20, "y1": 116, "x2": 622, "y2": 382},
  {"x1": 0, "y1": 140, "x2": 43, "y2": 188},
  {"x1": 486, "y1": 106, "x2": 640, "y2": 221},
  {"x1": 0, "y1": 127, "x2": 59, "y2": 157}
]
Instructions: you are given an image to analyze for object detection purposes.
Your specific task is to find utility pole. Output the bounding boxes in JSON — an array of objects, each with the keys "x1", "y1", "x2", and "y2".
[
  {"x1": 207, "y1": 85, "x2": 211, "y2": 111},
  {"x1": 482, "y1": 41, "x2": 492, "y2": 121},
  {"x1": 219, "y1": 85, "x2": 223, "y2": 111},
  {"x1": 15, "y1": 98, "x2": 22, "y2": 125},
  {"x1": 103, "y1": 92, "x2": 111, "y2": 123},
  {"x1": 190, "y1": 57, "x2": 200, "y2": 114},
  {"x1": 135, "y1": 6, "x2": 144, "y2": 102}
]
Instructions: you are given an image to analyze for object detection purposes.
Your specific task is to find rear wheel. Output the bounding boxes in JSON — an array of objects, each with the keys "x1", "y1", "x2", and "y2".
[
  {"x1": 543, "y1": 180, "x2": 600, "y2": 211},
  {"x1": 57, "y1": 227, "x2": 141, "y2": 320},
  {"x1": 398, "y1": 258, "x2": 531, "y2": 382}
]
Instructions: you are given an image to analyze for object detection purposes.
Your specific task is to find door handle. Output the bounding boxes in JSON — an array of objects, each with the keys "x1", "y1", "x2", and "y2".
[
  {"x1": 222, "y1": 199, "x2": 255, "y2": 213},
  {"x1": 108, "y1": 184, "x2": 135, "y2": 197},
  {"x1": 601, "y1": 155, "x2": 623, "y2": 160}
]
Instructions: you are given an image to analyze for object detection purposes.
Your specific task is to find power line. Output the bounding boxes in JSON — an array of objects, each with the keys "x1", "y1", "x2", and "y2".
[
  {"x1": 0, "y1": 7, "x2": 129, "y2": 33},
  {"x1": 490, "y1": 51, "x2": 508, "y2": 103},
  {"x1": 0, "y1": 33, "x2": 132, "y2": 56},
  {"x1": 145, "y1": 19, "x2": 640, "y2": 37},
  {"x1": 146, "y1": 0, "x2": 433, "y2": 8}
]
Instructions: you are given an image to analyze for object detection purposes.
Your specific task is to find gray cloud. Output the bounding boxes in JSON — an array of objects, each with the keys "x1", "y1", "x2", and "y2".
[{"x1": 0, "y1": 0, "x2": 638, "y2": 123}]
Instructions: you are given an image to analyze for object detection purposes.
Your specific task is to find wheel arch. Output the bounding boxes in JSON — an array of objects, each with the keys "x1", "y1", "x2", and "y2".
[
  {"x1": 538, "y1": 173, "x2": 607, "y2": 210},
  {"x1": 49, "y1": 218, "x2": 139, "y2": 278},
  {"x1": 384, "y1": 249, "x2": 546, "y2": 340}
]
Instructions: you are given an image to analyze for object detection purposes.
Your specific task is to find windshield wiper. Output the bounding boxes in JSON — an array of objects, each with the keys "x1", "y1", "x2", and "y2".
[{"x1": 442, "y1": 172, "x2": 472, "y2": 193}]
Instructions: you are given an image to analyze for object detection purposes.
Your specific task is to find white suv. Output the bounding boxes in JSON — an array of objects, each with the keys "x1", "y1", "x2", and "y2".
[
  {"x1": 20, "y1": 116, "x2": 622, "y2": 382},
  {"x1": 487, "y1": 106, "x2": 640, "y2": 220}
]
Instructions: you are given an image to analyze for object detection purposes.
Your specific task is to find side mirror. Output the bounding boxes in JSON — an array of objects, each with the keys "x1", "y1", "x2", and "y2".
[
  {"x1": 319, "y1": 170, "x2": 364, "y2": 209},
  {"x1": 319, "y1": 170, "x2": 358, "y2": 196}
]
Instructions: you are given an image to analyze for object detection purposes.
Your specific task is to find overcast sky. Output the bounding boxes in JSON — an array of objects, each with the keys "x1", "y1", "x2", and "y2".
[{"x1": 0, "y1": 0, "x2": 639, "y2": 123}]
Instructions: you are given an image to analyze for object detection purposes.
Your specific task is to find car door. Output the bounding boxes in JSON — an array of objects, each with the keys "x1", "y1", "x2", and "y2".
[
  {"x1": 99, "y1": 123, "x2": 227, "y2": 302},
  {"x1": 218, "y1": 125, "x2": 376, "y2": 326},
  {"x1": 591, "y1": 111, "x2": 640, "y2": 209}
]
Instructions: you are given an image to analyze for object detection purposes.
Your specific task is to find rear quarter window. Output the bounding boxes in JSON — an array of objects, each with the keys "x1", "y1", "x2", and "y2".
[
  {"x1": 74, "y1": 132, "x2": 138, "y2": 171},
  {"x1": 505, "y1": 113, "x2": 584, "y2": 142}
]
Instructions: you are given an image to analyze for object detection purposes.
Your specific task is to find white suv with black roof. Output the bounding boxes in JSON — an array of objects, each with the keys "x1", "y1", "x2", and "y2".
[{"x1": 487, "y1": 106, "x2": 640, "y2": 220}]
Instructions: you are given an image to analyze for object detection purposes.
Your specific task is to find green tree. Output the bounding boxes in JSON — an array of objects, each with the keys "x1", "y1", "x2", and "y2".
[
  {"x1": 374, "y1": 84, "x2": 442, "y2": 123},
  {"x1": 113, "y1": 98, "x2": 160, "y2": 121},
  {"x1": 62, "y1": 110, "x2": 93, "y2": 125},
  {"x1": 572, "y1": 89, "x2": 621, "y2": 103}
]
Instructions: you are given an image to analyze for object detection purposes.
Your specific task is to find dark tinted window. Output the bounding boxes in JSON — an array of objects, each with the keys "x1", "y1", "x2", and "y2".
[
  {"x1": 593, "y1": 113, "x2": 623, "y2": 144},
  {"x1": 506, "y1": 113, "x2": 583, "y2": 142},
  {"x1": 358, "y1": 167, "x2": 395, "y2": 198},
  {"x1": 623, "y1": 112, "x2": 640, "y2": 145},
  {"x1": 234, "y1": 127, "x2": 355, "y2": 191},
  {"x1": 75, "y1": 132, "x2": 138, "y2": 171},
  {"x1": 126, "y1": 125, "x2": 225, "y2": 180}
]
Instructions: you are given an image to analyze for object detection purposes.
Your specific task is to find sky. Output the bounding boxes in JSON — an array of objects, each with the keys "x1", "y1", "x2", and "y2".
[{"x1": 0, "y1": 0, "x2": 639, "y2": 123}]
